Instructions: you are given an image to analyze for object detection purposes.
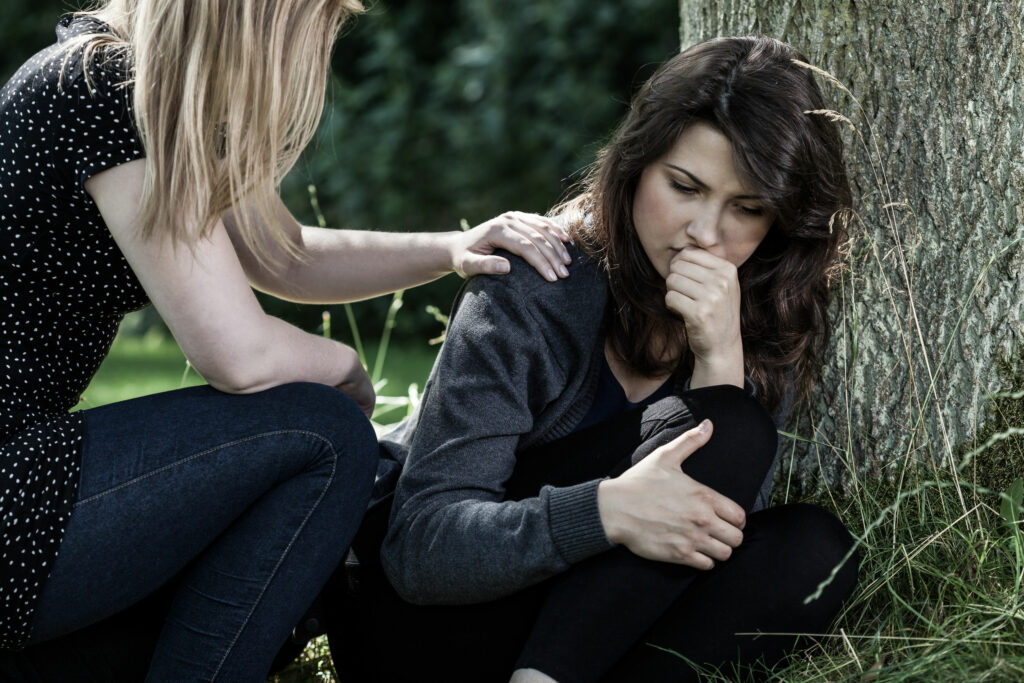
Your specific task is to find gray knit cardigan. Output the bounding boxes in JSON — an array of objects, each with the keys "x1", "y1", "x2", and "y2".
[{"x1": 377, "y1": 245, "x2": 781, "y2": 605}]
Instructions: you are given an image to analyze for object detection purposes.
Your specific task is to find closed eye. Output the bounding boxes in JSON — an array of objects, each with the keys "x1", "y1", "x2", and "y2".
[
  {"x1": 738, "y1": 204, "x2": 765, "y2": 216},
  {"x1": 670, "y1": 179, "x2": 698, "y2": 195}
]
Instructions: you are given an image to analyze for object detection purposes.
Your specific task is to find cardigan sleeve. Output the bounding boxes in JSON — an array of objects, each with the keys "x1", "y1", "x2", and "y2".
[{"x1": 380, "y1": 268, "x2": 614, "y2": 605}]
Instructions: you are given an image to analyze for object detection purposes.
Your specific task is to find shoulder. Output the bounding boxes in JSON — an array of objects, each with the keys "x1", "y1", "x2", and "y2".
[
  {"x1": 436, "y1": 243, "x2": 607, "y2": 381},
  {"x1": 462, "y1": 243, "x2": 608, "y2": 324},
  {"x1": 3, "y1": 18, "x2": 131, "y2": 122}
]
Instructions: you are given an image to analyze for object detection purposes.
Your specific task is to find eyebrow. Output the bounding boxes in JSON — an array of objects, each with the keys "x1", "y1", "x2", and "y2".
[{"x1": 663, "y1": 163, "x2": 763, "y2": 201}]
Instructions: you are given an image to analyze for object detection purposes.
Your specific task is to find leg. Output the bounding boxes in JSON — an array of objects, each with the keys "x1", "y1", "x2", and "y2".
[
  {"x1": 26, "y1": 383, "x2": 377, "y2": 683},
  {"x1": 0, "y1": 586, "x2": 170, "y2": 683},
  {"x1": 515, "y1": 385, "x2": 780, "y2": 681},
  {"x1": 327, "y1": 491, "x2": 549, "y2": 683},
  {"x1": 602, "y1": 504, "x2": 858, "y2": 681}
]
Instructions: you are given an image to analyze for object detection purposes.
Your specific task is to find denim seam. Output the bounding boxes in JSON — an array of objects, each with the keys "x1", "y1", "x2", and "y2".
[
  {"x1": 73, "y1": 429, "x2": 330, "y2": 507},
  {"x1": 209, "y1": 432, "x2": 340, "y2": 681}
]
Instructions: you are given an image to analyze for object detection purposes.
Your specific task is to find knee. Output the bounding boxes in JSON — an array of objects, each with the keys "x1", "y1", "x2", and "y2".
[
  {"x1": 260, "y1": 382, "x2": 378, "y2": 474},
  {"x1": 685, "y1": 385, "x2": 778, "y2": 464}
]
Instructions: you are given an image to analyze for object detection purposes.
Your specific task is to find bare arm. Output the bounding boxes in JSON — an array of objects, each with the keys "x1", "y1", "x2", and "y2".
[
  {"x1": 223, "y1": 198, "x2": 572, "y2": 304},
  {"x1": 86, "y1": 159, "x2": 373, "y2": 411}
]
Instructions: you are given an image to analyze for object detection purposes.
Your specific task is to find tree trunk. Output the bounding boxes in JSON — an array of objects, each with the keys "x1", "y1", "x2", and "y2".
[{"x1": 679, "y1": 1, "x2": 1024, "y2": 489}]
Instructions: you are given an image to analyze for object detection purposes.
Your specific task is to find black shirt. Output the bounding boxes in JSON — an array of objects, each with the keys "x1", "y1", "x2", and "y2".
[{"x1": 0, "y1": 16, "x2": 147, "y2": 649}]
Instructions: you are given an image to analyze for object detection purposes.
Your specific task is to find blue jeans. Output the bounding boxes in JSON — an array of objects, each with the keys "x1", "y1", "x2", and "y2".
[{"x1": 25, "y1": 382, "x2": 377, "y2": 682}]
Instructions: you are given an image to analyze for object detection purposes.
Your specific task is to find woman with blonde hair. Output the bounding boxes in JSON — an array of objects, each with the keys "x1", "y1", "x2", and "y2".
[{"x1": 0, "y1": 1, "x2": 571, "y2": 680}]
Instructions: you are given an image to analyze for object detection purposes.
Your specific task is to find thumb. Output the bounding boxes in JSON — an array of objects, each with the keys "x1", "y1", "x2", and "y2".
[
  {"x1": 654, "y1": 419, "x2": 713, "y2": 468},
  {"x1": 460, "y1": 253, "x2": 510, "y2": 277}
]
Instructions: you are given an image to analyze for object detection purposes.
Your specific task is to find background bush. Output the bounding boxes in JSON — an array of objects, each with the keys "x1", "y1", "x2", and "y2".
[{"x1": 2, "y1": 0, "x2": 679, "y2": 344}]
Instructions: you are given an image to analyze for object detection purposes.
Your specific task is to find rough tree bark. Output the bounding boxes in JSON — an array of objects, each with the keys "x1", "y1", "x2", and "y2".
[{"x1": 679, "y1": 1, "x2": 1024, "y2": 489}]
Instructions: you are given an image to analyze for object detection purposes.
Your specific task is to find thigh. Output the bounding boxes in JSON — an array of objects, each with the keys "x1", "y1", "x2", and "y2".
[
  {"x1": 602, "y1": 504, "x2": 859, "y2": 681},
  {"x1": 30, "y1": 382, "x2": 373, "y2": 642}
]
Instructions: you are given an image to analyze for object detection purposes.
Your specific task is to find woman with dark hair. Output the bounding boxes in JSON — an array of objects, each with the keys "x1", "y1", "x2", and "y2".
[{"x1": 328, "y1": 36, "x2": 858, "y2": 682}]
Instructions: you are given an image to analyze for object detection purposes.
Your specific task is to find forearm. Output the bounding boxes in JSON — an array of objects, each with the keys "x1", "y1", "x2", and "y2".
[
  {"x1": 187, "y1": 314, "x2": 358, "y2": 393},
  {"x1": 223, "y1": 198, "x2": 460, "y2": 303},
  {"x1": 382, "y1": 480, "x2": 611, "y2": 605},
  {"x1": 261, "y1": 227, "x2": 460, "y2": 303}
]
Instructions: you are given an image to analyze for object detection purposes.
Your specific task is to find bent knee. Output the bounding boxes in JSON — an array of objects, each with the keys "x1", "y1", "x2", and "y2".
[
  {"x1": 685, "y1": 384, "x2": 778, "y2": 461},
  {"x1": 260, "y1": 382, "x2": 377, "y2": 466}
]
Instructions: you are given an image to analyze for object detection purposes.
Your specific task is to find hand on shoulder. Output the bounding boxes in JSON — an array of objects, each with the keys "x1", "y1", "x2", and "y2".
[{"x1": 448, "y1": 211, "x2": 572, "y2": 281}]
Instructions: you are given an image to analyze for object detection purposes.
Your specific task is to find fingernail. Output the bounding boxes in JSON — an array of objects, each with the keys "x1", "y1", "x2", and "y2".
[
  {"x1": 558, "y1": 264, "x2": 569, "y2": 277},
  {"x1": 562, "y1": 251, "x2": 572, "y2": 264},
  {"x1": 495, "y1": 262, "x2": 510, "y2": 274},
  {"x1": 547, "y1": 269, "x2": 557, "y2": 281},
  {"x1": 698, "y1": 419, "x2": 711, "y2": 434}
]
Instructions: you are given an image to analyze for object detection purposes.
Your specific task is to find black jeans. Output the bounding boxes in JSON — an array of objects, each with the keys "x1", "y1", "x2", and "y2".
[{"x1": 327, "y1": 385, "x2": 859, "y2": 682}]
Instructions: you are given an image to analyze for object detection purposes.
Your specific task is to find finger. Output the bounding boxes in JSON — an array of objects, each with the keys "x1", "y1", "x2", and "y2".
[
  {"x1": 511, "y1": 218, "x2": 572, "y2": 273},
  {"x1": 665, "y1": 278, "x2": 726, "y2": 319},
  {"x1": 665, "y1": 272, "x2": 707, "y2": 300},
  {"x1": 514, "y1": 213, "x2": 572, "y2": 262},
  {"x1": 668, "y1": 262, "x2": 735, "y2": 300},
  {"x1": 695, "y1": 535, "x2": 737, "y2": 562},
  {"x1": 667, "y1": 259, "x2": 714, "y2": 284},
  {"x1": 652, "y1": 420, "x2": 713, "y2": 467},
  {"x1": 664, "y1": 289, "x2": 698, "y2": 320},
  {"x1": 672, "y1": 246, "x2": 734, "y2": 270},
  {"x1": 707, "y1": 514, "x2": 745, "y2": 547},
  {"x1": 509, "y1": 211, "x2": 571, "y2": 241},
  {"x1": 497, "y1": 224, "x2": 567, "y2": 280},
  {"x1": 678, "y1": 549, "x2": 715, "y2": 571},
  {"x1": 712, "y1": 495, "x2": 746, "y2": 531},
  {"x1": 460, "y1": 253, "x2": 511, "y2": 277}
]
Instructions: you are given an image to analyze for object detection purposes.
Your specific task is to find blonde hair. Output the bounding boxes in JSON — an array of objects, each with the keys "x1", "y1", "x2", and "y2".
[{"x1": 71, "y1": 0, "x2": 363, "y2": 262}]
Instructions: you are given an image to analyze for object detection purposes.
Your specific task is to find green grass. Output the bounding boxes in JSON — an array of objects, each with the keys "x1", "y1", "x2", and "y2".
[
  {"x1": 761, "y1": 353, "x2": 1024, "y2": 683},
  {"x1": 77, "y1": 323, "x2": 439, "y2": 426},
  {"x1": 76, "y1": 330, "x2": 206, "y2": 411},
  {"x1": 745, "y1": 65, "x2": 1024, "y2": 683}
]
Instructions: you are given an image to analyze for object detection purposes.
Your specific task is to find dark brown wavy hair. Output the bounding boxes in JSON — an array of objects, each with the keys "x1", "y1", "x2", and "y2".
[{"x1": 556, "y1": 36, "x2": 852, "y2": 411}]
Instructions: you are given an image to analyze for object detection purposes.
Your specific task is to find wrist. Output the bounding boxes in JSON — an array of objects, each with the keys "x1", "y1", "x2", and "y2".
[
  {"x1": 427, "y1": 230, "x2": 458, "y2": 274},
  {"x1": 434, "y1": 230, "x2": 471, "y2": 276},
  {"x1": 690, "y1": 344, "x2": 744, "y2": 389},
  {"x1": 597, "y1": 479, "x2": 626, "y2": 545}
]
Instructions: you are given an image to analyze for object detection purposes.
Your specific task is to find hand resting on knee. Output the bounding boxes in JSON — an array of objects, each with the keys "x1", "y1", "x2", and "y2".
[{"x1": 596, "y1": 419, "x2": 745, "y2": 570}]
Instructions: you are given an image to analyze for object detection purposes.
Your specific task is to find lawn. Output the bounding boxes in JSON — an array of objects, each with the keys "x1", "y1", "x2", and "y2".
[{"x1": 78, "y1": 323, "x2": 439, "y2": 427}]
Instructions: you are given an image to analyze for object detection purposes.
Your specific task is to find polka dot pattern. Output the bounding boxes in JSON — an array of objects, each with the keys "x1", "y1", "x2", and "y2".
[{"x1": 1, "y1": 16, "x2": 147, "y2": 649}]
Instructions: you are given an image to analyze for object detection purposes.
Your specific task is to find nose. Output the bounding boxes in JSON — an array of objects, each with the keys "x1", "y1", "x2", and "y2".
[{"x1": 684, "y1": 204, "x2": 723, "y2": 249}]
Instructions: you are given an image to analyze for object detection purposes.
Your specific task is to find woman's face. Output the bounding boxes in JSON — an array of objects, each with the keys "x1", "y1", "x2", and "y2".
[{"x1": 632, "y1": 122, "x2": 774, "y2": 278}]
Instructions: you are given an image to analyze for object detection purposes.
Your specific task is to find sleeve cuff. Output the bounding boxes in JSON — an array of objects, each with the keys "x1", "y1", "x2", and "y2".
[
  {"x1": 547, "y1": 480, "x2": 615, "y2": 564},
  {"x1": 682, "y1": 376, "x2": 757, "y2": 397}
]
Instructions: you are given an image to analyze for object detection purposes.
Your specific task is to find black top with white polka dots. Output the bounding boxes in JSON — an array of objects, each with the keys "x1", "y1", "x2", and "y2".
[{"x1": 1, "y1": 16, "x2": 148, "y2": 649}]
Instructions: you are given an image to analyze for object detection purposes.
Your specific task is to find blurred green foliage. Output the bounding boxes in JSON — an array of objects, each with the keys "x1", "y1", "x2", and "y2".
[{"x1": 3, "y1": 0, "x2": 679, "y2": 343}]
